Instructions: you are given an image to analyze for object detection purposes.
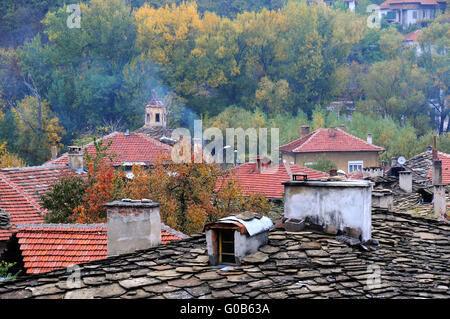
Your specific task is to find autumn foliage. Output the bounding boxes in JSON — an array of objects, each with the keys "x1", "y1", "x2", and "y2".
[{"x1": 42, "y1": 143, "x2": 272, "y2": 234}]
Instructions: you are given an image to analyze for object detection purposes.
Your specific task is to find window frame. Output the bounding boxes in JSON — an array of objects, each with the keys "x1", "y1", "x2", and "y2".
[{"x1": 348, "y1": 160, "x2": 364, "y2": 173}]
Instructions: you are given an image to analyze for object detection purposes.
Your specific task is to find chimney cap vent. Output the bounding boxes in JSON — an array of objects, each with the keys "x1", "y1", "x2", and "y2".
[{"x1": 104, "y1": 199, "x2": 160, "y2": 208}]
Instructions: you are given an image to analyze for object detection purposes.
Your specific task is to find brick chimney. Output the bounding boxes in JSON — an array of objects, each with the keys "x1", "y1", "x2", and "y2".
[
  {"x1": 366, "y1": 133, "x2": 372, "y2": 144},
  {"x1": 300, "y1": 125, "x2": 310, "y2": 138},
  {"x1": 104, "y1": 199, "x2": 161, "y2": 256},
  {"x1": 328, "y1": 127, "x2": 336, "y2": 137},
  {"x1": 68, "y1": 146, "x2": 83, "y2": 170}
]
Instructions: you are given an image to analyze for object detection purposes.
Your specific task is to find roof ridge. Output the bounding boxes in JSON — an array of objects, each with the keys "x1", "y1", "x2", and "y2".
[
  {"x1": 336, "y1": 128, "x2": 385, "y2": 151},
  {"x1": 137, "y1": 132, "x2": 173, "y2": 150},
  {"x1": 292, "y1": 129, "x2": 322, "y2": 152},
  {"x1": 16, "y1": 223, "x2": 107, "y2": 230},
  {"x1": 0, "y1": 172, "x2": 44, "y2": 215}
]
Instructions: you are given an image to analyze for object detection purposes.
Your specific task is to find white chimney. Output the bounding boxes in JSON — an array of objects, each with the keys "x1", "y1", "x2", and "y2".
[
  {"x1": 366, "y1": 133, "x2": 372, "y2": 144},
  {"x1": 104, "y1": 199, "x2": 161, "y2": 256},
  {"x1": 282, "y1": 179, "x2": 372, "y2": 241},
  {"x1": 51, "y1": 145, "x2": 58, "y2": 160},
  {"x1": 399, "y1": 171, "x2": 412, "y2": 193}
]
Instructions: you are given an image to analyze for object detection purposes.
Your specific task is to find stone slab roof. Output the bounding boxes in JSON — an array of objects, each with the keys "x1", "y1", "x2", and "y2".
[{"x1": 0, "y1": 210, "x2": 448, "y2": 299}]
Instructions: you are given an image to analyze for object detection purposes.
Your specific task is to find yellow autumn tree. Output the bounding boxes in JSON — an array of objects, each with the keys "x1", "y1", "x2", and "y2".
[
  {"x1": 13, "y1": 95, "x2": 65, "y2": 164},
  {"x1": 0, "y1": 142, "x2": 26, "y2": 168}
]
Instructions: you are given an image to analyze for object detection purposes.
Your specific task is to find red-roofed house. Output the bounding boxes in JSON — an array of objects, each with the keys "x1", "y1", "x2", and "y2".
[
  {"x1": 220, "y1": 160, "x2": 329, "y2": 200},
  {"x1": 44, "y1": 131, "x2": 172, "y2": 168},
  {"x1": 378, "y1": 0, "x2": 446, "y2": 29},
  {"x1": 2, "y1": 222, "x2": 187, "y2": 274},
  {"x1": 0, "y1": 165, "x2": 81, "y2": 248},
  {"x1": 280, "y1": 126, "x2": 384, "y2": 174}
]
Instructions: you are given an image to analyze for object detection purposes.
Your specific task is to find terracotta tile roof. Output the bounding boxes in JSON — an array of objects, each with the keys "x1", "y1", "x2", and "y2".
[
  {"x1": 1, "y1": 210, "x2": 448, "y2": 299},
  {"x1": 219, "y1": 162, "x2": 329, "y2": 199},
  {"x1": 403, "y1": 30, "x2": 423, "y2": 42},
  {"x1": 0, "y1": 165, "x2": 84, "y2": 242},
  {"x1": 44, "y1": 132, "x2": 172, "y2": 167},
  {"x1": 279, "y1": 128, "x2": 384, "y2": 153},
  {"x1": 13, "y1": 223, "x2": 187, "y2": 274}
]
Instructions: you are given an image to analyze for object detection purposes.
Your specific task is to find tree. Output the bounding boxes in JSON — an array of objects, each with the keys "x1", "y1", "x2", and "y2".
[
  {"x1": 419, "y1": 15, "x2": 450, "y2": 133},
  {"x1": 358, "y1": 57, "x2": 431, "y2": 134},
  {"x1": 0, "y1": 141, "x2": 25, "y2": 168},
  {"x1": 12, "y1": 95, "x2": 65, "y2": 164},
  {"x1": 41, "y1": 175, "x2": 88, "y2": 223},
  {"x1": 145, "y1": 154, "x2": 271, "y2": 235}
]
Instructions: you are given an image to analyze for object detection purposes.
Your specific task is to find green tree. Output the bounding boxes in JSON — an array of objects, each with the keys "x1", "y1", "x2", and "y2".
[{"x1": 41, "y1": 175, "x2": 88, "y2": 223}]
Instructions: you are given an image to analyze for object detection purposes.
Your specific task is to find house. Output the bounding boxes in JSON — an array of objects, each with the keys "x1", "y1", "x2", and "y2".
[
  {"x1": 280, "y1": 126, "x2": 384, "y2": 174},
  {"x1": 0, "y1": 165, "x2": 82, "y2": 253},
  {"x1": 403, "y1": 29, "x2": 423, "y2": 49},
  {"x1": 0, "y1": 199, "x2": 188, "y2": 275},
  {"x1": 378, "y1": 0, "x2": 447, "y2": 29},
  {"x1": 220, "y1": 159, "x2": 329, "y2": 200},
  {"x1": 44, "y1": 131, "x2": 173, "y2": 172}
]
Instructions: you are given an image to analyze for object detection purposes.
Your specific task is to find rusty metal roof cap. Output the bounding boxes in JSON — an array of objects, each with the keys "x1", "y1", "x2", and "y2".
[{"x1": 218, "y1": 213, "x2": 273, "y2": 236}]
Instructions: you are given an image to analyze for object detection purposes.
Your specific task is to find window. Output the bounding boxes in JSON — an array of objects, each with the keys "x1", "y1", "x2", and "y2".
[
  {"x1": 218, "y1": 229, "x2": 235, "y2": 264},
  {"x1": 155, "y1": 113, "x2": 160, "y2": 122},
  {"x1": 348, "y1": 161, "x2": 363, "y2": 173},
  {"x1": 146, "y1": 114, "x2": 150, "y2": 123},
  {"x1": 413, "y1": 11, "x2": 417, "y2": 19}
]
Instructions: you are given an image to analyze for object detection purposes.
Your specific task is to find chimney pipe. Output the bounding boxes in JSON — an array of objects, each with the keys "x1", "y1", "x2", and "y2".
[
  {"x1": 432, "y1": 135, "x2": 438, "y2": 160},
  {"x1": 300, "y1": 125, "x2": 310, "y2": 138},
  {"x1": 105, "y1": 199, "x2": 161, "y2": 256},
  {"x1": 391, "y1": 157, "x2": 398, "y2": 167},
  {"x1": 51, "y1": 145, "x2": 58, "y2": 160},
  {"x1": 338, "y1": 124, "x2": 346, "y2": 132},
  {"x1": 68, "y1": 146, "x2": 83, "y2": 170},
  {"x1": 432, "y1": 159, "x2": 442, "y2": 185},
  {"x1": 366, "y1": 133, "x2": 372, "y2": 144}
]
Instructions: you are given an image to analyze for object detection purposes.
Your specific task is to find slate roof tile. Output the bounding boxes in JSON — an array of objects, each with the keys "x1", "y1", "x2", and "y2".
[{"x1": 0, "y1": 209, "x2": 448, "y2": 299}]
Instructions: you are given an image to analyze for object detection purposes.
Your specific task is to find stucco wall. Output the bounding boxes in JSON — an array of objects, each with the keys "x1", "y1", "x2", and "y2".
[
  {"x1": 107, "y1": 206, "x2": 161, "y2": 256},
  {"x1": 283, "y1": 181, "x2": 372, "y2": 241}
]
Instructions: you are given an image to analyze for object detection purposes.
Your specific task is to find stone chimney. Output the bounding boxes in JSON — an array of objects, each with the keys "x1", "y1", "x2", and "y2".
[
  {"x1": 328, "y1": 127, "x2": 336, "y2": 137},
  {"x1": 391, "y1": 157, "x2": 398, "y2": 167},
  {"x1": 51, "y1": 145, "x2": 58, "y2": 160},
  {"x1": 68, "y1": 146, "x2": 83, "y2": 170},
  {"x1": 432, "y1": 160, "x2": 442, "y2": 185},
  {"x1": 300, "y1": 125, "x2": 310, "y2": 138},
  {"x1": 338, "y1": 124, "x2": 346, "y2": 132},
  {"x1": 366, "y1": 133, "x2": 372, "y2": 145},
  {"x1": 104, "y1": 199, "x2": 161, "y2": 256},
  {"x1": 398, "y1": 171, "x2": 412, "y2": 193}
]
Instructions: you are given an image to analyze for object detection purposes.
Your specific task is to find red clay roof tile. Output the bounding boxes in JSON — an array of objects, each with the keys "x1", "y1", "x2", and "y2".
[
  {"x1": 44, "y1": 132, "x2": 172, "y2": 167},
  {"x1": 219, "y1": 162, "x2": 329, "y2": 199},
  {"x1": 15, "y1": 223, "x2": 186, "y2": 274},
  {"x1": 279, "y1": 128, "x2": 384, "y2": 153}
]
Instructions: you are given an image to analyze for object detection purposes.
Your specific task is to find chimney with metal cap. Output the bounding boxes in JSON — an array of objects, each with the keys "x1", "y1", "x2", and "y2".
[
  {"x1": 367, "y1": 133, "x2": 372, "y2": 144},
  {"x1": 68, "y1": 146, "x2": 83, "y2": 170}
]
